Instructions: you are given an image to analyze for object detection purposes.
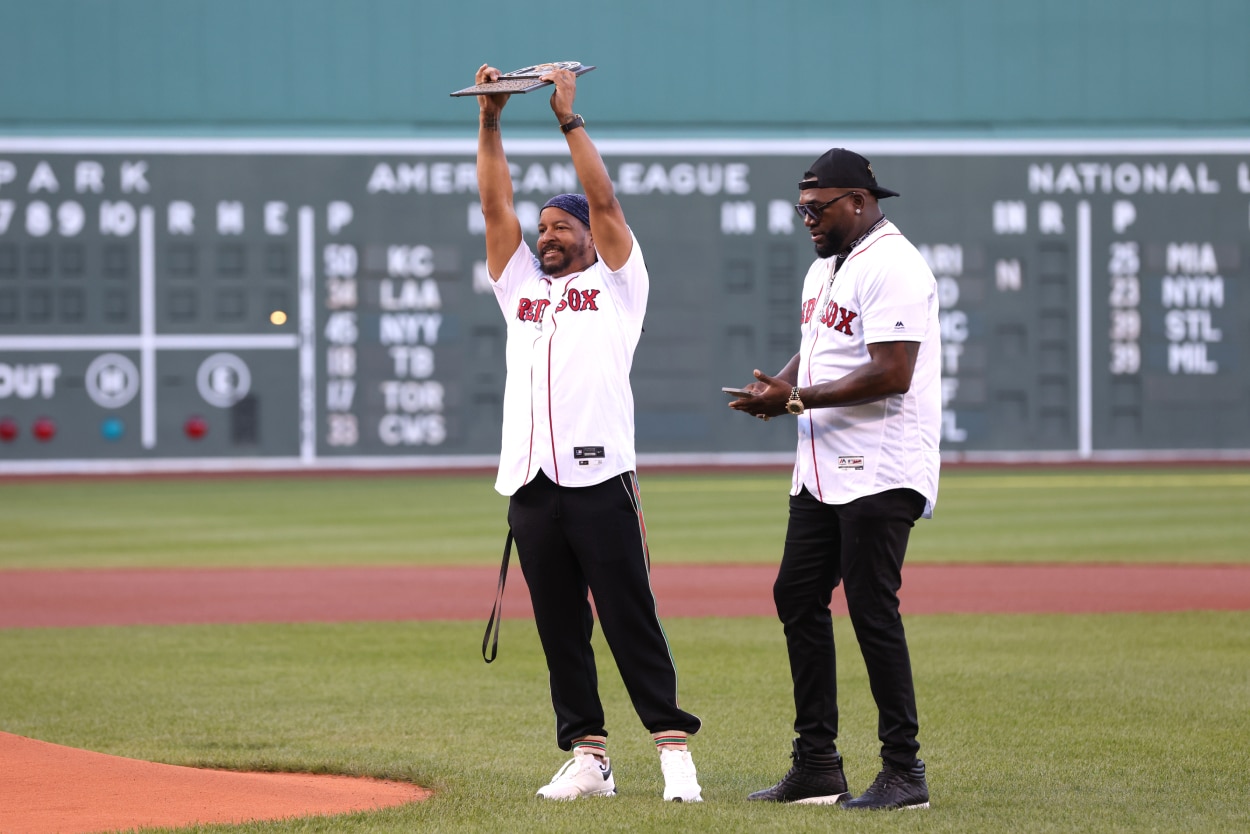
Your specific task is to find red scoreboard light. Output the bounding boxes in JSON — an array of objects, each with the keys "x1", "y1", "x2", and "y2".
[
  {"x1": 184, "y1": 415, "x2": 208, "y2": 440},
  {"x1": 31, "y1": 416, "x2": 56, "y2": 442}
]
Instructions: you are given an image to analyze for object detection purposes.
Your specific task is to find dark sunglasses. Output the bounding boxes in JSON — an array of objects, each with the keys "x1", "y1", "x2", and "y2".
[{"x1": 794, "y1": 191, "x2": 856, "y2": 222}]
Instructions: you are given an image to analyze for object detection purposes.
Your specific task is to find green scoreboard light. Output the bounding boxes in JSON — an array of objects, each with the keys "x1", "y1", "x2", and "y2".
[{"x1": 0, "y1": 138, "x2": 1247, "y2": 473}]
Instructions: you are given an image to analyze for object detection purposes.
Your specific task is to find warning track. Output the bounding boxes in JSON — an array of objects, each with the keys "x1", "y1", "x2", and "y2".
[{"x1": 3, "y1": 562, "x2": 1248, "y2": 629}]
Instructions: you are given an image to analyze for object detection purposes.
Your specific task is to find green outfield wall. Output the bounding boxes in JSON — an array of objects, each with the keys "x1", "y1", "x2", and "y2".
[
  {"x1": 0, "y1": 1, "x2": 1247, "y2": 473},
  {"x1": 1, "y1": 0, "x2": 1248, "y2": 137}
]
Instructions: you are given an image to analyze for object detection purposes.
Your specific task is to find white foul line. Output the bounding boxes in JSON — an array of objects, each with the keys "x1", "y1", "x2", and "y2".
[
  {"x1": 1077, "y1": 201, "x2": 1092, "y2": 460},
  {"x1": 2, "y1": 136, "x2": 1250, "y2": 157},
  {"x1": 298, "y1": 206, "x2": 317, "y2": 463},
  {"x1": 140, "y1": 206, "x2": 156, "y2": 450},
  {"x1": 0, "y1": 335, "x2": 299, "y2": 351}
]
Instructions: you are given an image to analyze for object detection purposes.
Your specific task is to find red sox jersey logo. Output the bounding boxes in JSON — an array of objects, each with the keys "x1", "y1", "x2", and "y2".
[
  {"x1": 554, "y1": 288, "x2": 600, "y2": 313},
  {"x1": 516, "y1": 288, "x2": 601, "y2": 324},
  {"x1": 517, "y1": 298, "x2": 551, "y2": 323},
  {"x1": 801, "y1": 296, "x2": 858, "y2": 336}
]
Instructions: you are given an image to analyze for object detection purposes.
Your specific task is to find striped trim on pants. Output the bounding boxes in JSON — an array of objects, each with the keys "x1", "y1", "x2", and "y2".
[{"x1": 509, "y1": 470, "x2": 701, "y2": 750}]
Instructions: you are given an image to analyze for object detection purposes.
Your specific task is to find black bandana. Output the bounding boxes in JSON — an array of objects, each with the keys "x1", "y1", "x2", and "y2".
[{"x1": 541, "y1": 193, "x2": 591, "y2": 228}]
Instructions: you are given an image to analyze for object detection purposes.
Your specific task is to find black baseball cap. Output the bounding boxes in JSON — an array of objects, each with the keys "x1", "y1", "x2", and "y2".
[{"x1": 799, "y1": 148, "x2": 899, "y2": 198}]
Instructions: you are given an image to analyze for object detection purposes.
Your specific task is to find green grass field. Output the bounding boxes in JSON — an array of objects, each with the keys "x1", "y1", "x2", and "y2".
[
  {"x1": 3, "y1": 615, "x2": 1247, "y2": 833},
  {"x1": 2, "y1": 467, "x2": 1248, "y2": 832},
  {"x1": 2, "y1": 467, "x2": 1248, "y2": 569}
]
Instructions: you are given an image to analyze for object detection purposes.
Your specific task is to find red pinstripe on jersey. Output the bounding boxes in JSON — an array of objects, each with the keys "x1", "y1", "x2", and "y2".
[{"x1": 800, "y1": 233, "x2": 903, "y2": 500}]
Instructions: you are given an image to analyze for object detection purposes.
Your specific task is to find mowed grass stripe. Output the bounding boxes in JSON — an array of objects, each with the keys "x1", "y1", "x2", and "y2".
[
  {"x1": 644, "y1": 471, "x2": 1250, "y2": 491},
  {"x1": 940, "y1": 472, "x2": 1250, "y2": 489},
  {"x1": 0, "y1": 467, "x2": 1246, "y2": 568}
]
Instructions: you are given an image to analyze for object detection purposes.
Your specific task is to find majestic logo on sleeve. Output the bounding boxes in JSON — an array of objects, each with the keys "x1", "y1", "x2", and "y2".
[{"x1": 803, "y1": 297, "x2": 858, "y2": 336}]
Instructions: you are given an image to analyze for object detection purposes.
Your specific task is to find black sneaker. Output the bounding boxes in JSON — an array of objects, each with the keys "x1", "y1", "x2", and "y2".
[
  {"x1": 747, "y1": 740, "x2": 852, "y2": 805},
  {"x1": 841, "y1": 759, "x2": 929, "y2": 810}
]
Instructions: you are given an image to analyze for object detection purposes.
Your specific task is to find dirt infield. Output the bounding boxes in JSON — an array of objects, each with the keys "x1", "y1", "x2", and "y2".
[
  {"x1": 3, "y1": 562, "x2": 1248, "y2": 833},
  {"x1": 0, "y1": 732, "x2": 428, "y2": 834}
]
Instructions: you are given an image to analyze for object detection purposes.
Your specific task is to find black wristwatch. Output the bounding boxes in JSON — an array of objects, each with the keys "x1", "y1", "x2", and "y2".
[
  {"x1": 786, "y1": 387, "x2": 805, "y2": 415},
  {"x1": 560, "y1": 114, "x2": 585, "y2": 134}
]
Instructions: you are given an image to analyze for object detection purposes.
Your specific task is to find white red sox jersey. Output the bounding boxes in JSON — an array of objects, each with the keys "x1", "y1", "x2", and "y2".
[
  {"x1": 490, "y1": 233, "x2": 648, "y2": 496},
  {"x1": 792, "y1": 220, "x2": 942, "y2": 516}
]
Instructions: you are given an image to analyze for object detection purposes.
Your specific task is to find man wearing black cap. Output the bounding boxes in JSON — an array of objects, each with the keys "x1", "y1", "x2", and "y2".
[
  {"x1": 729, "y1": 149, "x2": 941, "y2": 811},
  {"x1": 474, "y1": 63, "x2": 702, "y2": 803}
]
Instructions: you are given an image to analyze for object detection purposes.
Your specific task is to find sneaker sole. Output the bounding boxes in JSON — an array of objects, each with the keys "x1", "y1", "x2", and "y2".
[
  {"x1": 843, "y1": 799, "x2": 930, "y2": 811},
  {"x1": 536, "y1": 789, "x2": 617, "y2": 800},
  {"x1": 666, "y1": 794, "x2": 703, "y2": 802},
  {"x1": 792, "y1": 792, "x2": 851, "y2": 806}
]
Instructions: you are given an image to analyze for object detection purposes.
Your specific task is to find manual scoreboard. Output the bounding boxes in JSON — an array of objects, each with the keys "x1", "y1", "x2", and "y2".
[{"x1": 0, "y1": 138, "x2": 1247, "y2": 472}]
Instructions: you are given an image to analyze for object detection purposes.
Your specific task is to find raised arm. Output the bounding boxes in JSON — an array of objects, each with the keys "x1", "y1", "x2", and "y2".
[
  {"x1": 475, "y1": 64, "x2": 523, "y2": 281},
  {"x1": 541, "y1": 67, "x2": 633, "y2": 272}
]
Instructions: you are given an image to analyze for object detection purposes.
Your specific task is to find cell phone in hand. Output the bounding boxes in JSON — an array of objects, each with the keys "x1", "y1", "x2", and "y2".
[{"x1": 722, "y1": 386, "x2": 755, "y2": 397}]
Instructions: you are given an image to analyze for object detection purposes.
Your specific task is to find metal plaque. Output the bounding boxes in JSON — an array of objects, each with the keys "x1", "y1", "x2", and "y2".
[{"x1": 450, "y1": 62, "x2": 596, "y2": 96}]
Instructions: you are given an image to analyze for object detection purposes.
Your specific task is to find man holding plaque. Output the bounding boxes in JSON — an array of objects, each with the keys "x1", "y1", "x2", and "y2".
[{"x1": 474, "y1": 63, "x2": 703, "y2": 803}]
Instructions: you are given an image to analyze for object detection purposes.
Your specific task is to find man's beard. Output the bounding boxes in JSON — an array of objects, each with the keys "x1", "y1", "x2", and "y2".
[
  {"x1": 539, "y1": 244, "x2": 584, "y2": 276},
  {"x1": 813, "y1": 238, "x2": 841, "y2": 260}
]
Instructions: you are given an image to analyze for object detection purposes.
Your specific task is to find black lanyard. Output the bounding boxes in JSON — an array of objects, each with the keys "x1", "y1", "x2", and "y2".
[{"x1": 481, "y1": 529, "x2": 513, "y2": 663}]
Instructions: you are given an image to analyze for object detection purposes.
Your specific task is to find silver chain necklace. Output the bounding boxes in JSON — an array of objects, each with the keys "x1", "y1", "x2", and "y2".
[
  {"x1": 832, "y1": 214, "x2": 889, "y2": 277},
  {"x1": 816, "y1": 215, "x2": 889, "y2": 313}
]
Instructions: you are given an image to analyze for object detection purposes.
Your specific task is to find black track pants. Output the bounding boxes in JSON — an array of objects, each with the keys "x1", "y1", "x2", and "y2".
[
  {"x1": 774, "y1": 486, "x2": 926, "y2": 768},
  {"x1": 509, "y1": 471, "x2": 701, "y2": 750}
]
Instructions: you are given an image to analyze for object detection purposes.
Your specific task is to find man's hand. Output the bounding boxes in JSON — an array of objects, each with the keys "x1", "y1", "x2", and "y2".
[
  {"x1": 728, "y1": 370, "x2": 792, "y2": 420},
  {"x1": 540, "y1": 66, "x2": 577, "y2": 124},
  {"x1": 476, "y1": 64, "x2": 511, "y2": 118}
]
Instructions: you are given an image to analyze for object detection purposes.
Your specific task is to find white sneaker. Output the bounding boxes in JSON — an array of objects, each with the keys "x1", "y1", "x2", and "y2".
[
  {"x1": 660, "y1": 748, "x2": 703, "y2": 802},
  {"x1": 536, "y1": 750, "x2": 617, "y2": 800}
]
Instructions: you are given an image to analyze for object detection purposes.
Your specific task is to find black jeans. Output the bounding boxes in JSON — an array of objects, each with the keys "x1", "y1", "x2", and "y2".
[
  {"x1": 509, "y1": 471, "x2": 701, "y2": 750},
  {"x1": 774, "y1": 486, "x2": 926, "y2": 768}
]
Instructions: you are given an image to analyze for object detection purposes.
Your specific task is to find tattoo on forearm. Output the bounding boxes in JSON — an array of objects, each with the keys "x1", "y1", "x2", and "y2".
[{"x1": 482, "y1": 114, "x2": 500, "y2": 132}]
